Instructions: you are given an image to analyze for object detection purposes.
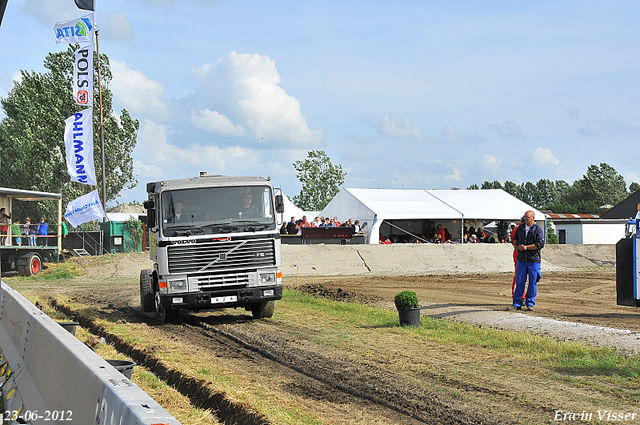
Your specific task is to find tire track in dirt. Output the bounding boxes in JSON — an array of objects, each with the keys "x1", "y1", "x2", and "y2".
[
  {"x1": 49, "y1": 298, "x2": 270, "y2": 425},
  {"x1": 185, "y1": 315, "x2": 490, "y2": 425}
]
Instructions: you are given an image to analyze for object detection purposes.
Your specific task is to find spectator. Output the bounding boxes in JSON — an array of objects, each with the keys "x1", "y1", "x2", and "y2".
[
  {"x1": 286, "y1": 217, "x2": 297, "y2": 234},
  {"x1": 436, "y1": 224, "x2": 445, "y2": 243},
  {"x1": 27, "y1": 217, "x2": 37, "y2": 246},
  {"x1": 300, "y1": 216, "x2": 310, "y2": 227},
  {"x1": 61, "y1": 220, "x2": 68, "y2": 249},
  {"x1": 38, "y1": 218, "x2": 49, "y2": 246},
  {"x1": 0, "y1": 208, "x2": 10, "y2": 246},
  {"x1": 11, "y1": 220, "x2": 21, "y2": 246},
  {"x1": 354, "y1": 220, "x2": 361, "y2": 233},
  {"x1": 311, "y1": 217, "x2": 320, "y2": 227}
]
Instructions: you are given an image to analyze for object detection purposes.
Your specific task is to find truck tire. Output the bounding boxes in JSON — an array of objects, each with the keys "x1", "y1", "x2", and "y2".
[
  {"x1": 140, "y1": 270, "x2": 155, "y2": 312},
  {"x1": 155, "y1": 283, "x2": 179, "y2": 323},
  {"x1": 251, "y1": 301, "x2": 275, "y2": 319},
  {"x1": 21, "y1": 254, "x2": 42, "y2": 277}
]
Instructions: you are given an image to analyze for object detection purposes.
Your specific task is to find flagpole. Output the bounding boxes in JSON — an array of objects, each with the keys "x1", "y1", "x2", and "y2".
[{"x1": 95, "y1": 25, "x2": 108, "y2": 218}]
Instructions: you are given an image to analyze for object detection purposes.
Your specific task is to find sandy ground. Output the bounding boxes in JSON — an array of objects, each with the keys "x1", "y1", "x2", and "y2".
[
  {"x1": 14, "y1": 243, "x2": 638, "y2": 425},
  {"x1": 77, "y1": 243, "x2": 639, "y2": 354}
]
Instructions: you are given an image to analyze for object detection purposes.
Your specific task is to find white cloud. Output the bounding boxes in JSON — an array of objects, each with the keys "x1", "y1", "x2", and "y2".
[
  {"x1": 532, "y1": 147, "x2": 560, "y2": 166},
  {"x1": 110, "y1": 61, "x2": 168, "y2": 120},
  {"x1": 98, "y1": 11, "x2": 134, "y2": 42},
  {"x1": 375, "y1": 114, "x2": 422, "y2": 140},
  {"x1": 576, "y1": 118, "x2": 640, "y2": 137},
  {"x1": 442, "y1": 125, "x2": 461, "y2": 144},
  {"x1": 189, "y1": 51, "x2": 322, "y2": 145},
  {"x1": 625, "y1": 172, "x2": 639, "y2": 185},
  {"x1": 444, "y1": 166, "x2": 462, "y2": 181},
  {"x1": 18, "y1": 0, "x2": 78, "y2": 27},
  {"x1": 191, "y1": 109, "x2": 245, "y2": 136},
  {"x1": 490, "y1": 121, "x2": 524, "y2": 139},
  {"x1": 135, "y1": 120, "x2": 260, "y2": 180},
  {"x1": 481, "y1": 155, "x2": 502, "y2": 173},
  {"x1": 439, "y1": 125, "x2": 485, "y2": 145}
]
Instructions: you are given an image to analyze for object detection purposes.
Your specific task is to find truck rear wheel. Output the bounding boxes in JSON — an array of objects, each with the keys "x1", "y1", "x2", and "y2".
[
  {"x1": 140, "y1": 270, "x2": 154, "y2": 312},
  {"x1": 155, "y1": 284, "x2": 179, "y2": 323},
  {"x1": 251, "y1": 301, "x2": 275, "y2": 319}
]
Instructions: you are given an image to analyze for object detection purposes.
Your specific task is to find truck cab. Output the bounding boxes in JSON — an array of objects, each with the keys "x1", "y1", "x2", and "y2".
[{"x1": 141, "y1": 174, "x2": 285, "y2": 322}]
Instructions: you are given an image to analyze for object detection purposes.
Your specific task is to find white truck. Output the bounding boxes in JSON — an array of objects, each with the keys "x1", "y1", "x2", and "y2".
[{"x1": 140, "y1": 173, "x2": 285, "y2": 322}]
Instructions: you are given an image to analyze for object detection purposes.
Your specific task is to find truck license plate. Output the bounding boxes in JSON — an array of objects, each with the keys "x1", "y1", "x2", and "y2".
[{"x1": 211, "y1": 295, "x2": 237, "y2": 304}]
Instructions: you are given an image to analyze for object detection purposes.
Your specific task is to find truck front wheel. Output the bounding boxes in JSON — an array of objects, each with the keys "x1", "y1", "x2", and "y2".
[
  {"x1": 251, "y1": 301, "x2": 275, "y2": 319},
  {"x1": 155, "y1": 284, "x2": 179, "y2": 323},
  {"x1": 140, "y1": 270, "x2": 154, "y2": 312}
]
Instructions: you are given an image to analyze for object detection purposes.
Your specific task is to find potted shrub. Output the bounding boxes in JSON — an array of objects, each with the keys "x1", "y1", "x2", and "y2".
[{"x1": 394, "y1": 290, "x2": 421, "y2": 327}]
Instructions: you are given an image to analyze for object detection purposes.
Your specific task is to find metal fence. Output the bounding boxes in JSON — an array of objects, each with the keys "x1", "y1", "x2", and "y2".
[{"x1": 66, "y1": 230, "x2": 107, "y2": 256}]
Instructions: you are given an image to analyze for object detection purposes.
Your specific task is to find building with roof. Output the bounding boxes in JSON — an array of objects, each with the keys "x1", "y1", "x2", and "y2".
[{"x1": 546, "y1": 213, "x2": 627, "y2": 244}]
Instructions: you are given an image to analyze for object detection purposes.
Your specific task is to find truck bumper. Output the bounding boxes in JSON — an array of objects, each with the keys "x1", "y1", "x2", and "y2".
[{"x1": 159, "y1": 285, "x2": 283, "y2": 311}]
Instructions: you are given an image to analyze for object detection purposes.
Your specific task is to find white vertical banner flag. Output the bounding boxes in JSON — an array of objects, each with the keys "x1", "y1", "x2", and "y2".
[
  {"x1": 54, "y1": 13, "x2": 95, "y2": 44},
  {"x1": 64, "y1": 108, "x2": 97, "y2": 186},
  {"x1": 65, "y1": 190, "x2": 106, "y2": 228},
  {"x1": 74, "y1": 43, "x2": 93, "y2": 106}
]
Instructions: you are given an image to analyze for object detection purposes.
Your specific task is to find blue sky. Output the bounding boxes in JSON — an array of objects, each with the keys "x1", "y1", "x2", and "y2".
[{"x1": 1, "y1": 0, "x2": 639, "y2": 206}]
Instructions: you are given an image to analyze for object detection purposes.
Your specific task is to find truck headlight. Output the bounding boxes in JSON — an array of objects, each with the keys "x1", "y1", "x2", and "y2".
[
  {"x1": 169, "y1": 279, "x2": 186, "y2": 291},
  {"x1": 259, "y1": 273, "x2": 276, "y2": 284}
]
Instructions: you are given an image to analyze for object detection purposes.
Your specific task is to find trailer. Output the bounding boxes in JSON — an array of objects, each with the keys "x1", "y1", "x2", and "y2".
[{"x1": 0, "y1": 188, "x2": 62, "y2": 276}]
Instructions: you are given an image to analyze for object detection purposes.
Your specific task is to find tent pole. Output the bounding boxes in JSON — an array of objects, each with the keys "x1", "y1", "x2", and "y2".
[{"x1": 461, "y1": 217, "x2": 464, "y2": 242}]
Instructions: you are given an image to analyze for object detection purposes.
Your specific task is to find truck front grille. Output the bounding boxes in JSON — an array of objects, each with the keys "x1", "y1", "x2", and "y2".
[{"x1": 167, "y1": 238, "x2": 275, "y2": 275}]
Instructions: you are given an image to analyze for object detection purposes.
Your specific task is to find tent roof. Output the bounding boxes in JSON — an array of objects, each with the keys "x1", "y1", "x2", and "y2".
[
  {"x1": 324, "y1": 188, "x2": 543, "y2": 222},
  {"x1": 345, "y1": 188, "x2": 462, "y2": 220}
]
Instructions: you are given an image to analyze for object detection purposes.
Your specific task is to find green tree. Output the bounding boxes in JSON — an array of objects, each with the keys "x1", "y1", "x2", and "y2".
[
  {"x1": 0, "y1": 45, "x2": 139, "y2": 221},
  {"x1": 503, "y1": 180, "x2": 518, "y2": 197},
  {"x1": 481, "y1": 180, "x2": 503, "y2": 190},
  {"x1": 532, "y1": 178, "x2": 559, "y2": 209},
  {"x1": 292, "y1": 150, "x2": 346, "y2": 211},
  {"x1": 466, "y1": 183, "x2": 479, "y2": 190},
  {"x1": 573, "y1": 163, "x2": 628, "y2": 208},
  {"x1": 546, "y1": 221, "x2": 559, "y2": 244},
  {"x1": 630, "y1": 182, "x2": 640, "y2": 194}
]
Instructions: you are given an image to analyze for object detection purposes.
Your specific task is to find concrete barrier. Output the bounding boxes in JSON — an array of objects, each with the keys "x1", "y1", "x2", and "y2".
[{"x1": 0, "y1": 281, "x2": 181, "y2": 425}]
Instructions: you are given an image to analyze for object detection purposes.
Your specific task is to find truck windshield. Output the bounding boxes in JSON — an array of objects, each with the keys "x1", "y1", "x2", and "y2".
[{"x1": 161, "y1": 186, "x2": 275, "y2": 232}]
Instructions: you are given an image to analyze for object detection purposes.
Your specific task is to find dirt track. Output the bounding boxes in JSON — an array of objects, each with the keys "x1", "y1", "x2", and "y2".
[{"x1": 11, "y1": 247, "x2": 640, "y2": 424}]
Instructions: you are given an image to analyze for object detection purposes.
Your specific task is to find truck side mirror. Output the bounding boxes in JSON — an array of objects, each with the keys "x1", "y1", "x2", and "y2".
[
  {"x1": 275, "y1": 194, "x2": 284, "y2": 214},
  {"x1": 144, "y1": 199, "x2": 156, "y2": 228}
]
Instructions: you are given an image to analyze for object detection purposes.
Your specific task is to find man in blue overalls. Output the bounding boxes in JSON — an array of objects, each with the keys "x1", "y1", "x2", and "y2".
[{"x1": 507, "y1": 210, "x2": 544, "y2": 312}]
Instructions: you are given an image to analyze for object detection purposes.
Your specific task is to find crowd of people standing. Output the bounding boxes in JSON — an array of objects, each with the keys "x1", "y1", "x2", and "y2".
[
  {"x1": 0, "y1": 208, "x2": 58, "y2": 247},
  {"x1": 281, "y1": 215, "x2": 362, "y2": 235}
]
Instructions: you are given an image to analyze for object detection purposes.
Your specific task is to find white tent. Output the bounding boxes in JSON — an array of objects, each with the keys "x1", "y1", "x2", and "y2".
[{"x1": 320, "y1": 188, "x2": 544, "y2": 244}]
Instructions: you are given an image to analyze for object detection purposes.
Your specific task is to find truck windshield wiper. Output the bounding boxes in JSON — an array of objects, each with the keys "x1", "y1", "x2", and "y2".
[{"x1": 201, "y1": 223, "x2": 239, "y2": 233}]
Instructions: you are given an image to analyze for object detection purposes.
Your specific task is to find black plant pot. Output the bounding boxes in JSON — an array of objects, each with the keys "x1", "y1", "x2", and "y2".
[{"x1": 398, "y1": 307, "x2": 421, "y2": 327}]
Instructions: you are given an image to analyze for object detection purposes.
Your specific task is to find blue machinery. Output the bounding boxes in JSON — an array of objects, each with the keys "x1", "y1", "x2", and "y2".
[{"x1": 616, "y1": 204, "x2": 640, "y2": 307}]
